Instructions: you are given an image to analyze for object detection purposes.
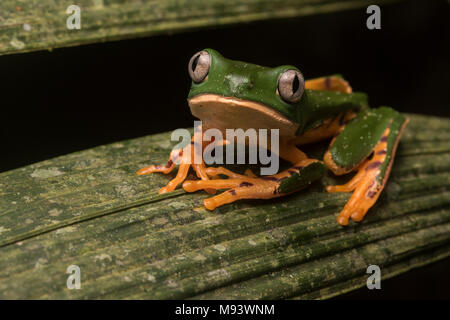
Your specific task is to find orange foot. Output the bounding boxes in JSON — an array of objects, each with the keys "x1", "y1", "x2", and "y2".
[
  {"x1": 183, "y1": 168, "x2": 279, "y2": 210},
  {"x1": 326, "y1": 128, "x2": 391, "y2": 226},
  {"x1": 137, "y1": 134, "x2": 212, "y2": 194}
]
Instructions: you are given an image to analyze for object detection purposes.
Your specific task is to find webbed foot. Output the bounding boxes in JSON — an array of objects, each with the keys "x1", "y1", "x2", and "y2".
[
  {"x1": 183, "y1": 159, "x2": 325, "y2": 210},
  {"x1": 326, "y1": 127, "x2": 394, "y2": 225},
  {"x1": 183, "y1": 175, "x2": 280, "y2": 210},
  {"x1": 137, "y1": 135, "x2": 212, "y2": 194}
]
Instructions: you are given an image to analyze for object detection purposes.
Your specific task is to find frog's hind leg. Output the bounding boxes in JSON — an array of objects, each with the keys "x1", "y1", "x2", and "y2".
[
  {"x1": 137, "y1": 133, "x2": 214, "y2": 194},
  {"x1": 324, "y1": 107, "x2": 408, "y2": 226},
  {"x1": 183, "y1": 143, "x2": 326, "y2": 210},
  {"x1": 305, "y1": 75, "x2": 352, "y2": 93}
]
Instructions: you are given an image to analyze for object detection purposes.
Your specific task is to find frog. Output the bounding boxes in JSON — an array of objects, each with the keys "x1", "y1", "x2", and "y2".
[{"x1": 137, "y1": 49, "x2": 408, "y2": 226}]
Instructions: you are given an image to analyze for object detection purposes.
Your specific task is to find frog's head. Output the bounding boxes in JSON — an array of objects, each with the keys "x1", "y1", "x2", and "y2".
[{"x1": 187, "y1": 49, "x2": 305, "y2": 137}]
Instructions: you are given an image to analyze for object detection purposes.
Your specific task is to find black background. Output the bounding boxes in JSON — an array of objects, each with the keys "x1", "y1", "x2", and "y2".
[{"x1": 0, "y1": 0, "x2": 449, "y2": 299}]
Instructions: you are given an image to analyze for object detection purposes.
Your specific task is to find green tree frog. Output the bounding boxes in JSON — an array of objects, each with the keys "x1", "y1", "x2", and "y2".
[{"x1": 137, "y1": 49, "x2": 408, "y2": 226}]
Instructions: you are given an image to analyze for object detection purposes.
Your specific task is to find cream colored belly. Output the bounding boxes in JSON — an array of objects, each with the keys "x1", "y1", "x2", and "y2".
[{"x1": 188, "y1": 94, "x2": 299, "y2": 138}]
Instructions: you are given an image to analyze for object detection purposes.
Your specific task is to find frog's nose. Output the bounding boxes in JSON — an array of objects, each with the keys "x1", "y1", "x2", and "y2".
[{"x1": 224, "y1": 74, "x2": 252, "y2": 94}]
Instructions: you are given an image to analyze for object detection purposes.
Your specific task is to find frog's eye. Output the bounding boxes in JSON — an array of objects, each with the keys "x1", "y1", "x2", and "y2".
[
  {"x1": 278, "y1": 70, "x2": 304, "y2": 104},
  {"x1": 188, "y1": 51, "x2": 210, "y2": 83}
]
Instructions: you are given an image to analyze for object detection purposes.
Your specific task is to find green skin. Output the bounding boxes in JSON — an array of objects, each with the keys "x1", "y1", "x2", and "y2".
[{"x1": 188, "y1": 49, "x2": 407, "y2": 196}]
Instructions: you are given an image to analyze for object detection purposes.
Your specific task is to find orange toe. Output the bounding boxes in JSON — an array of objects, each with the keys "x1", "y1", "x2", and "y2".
[
  {"x1": 182, "y1": 181, "x2": 197, "y2": 192},
  {"x1": 137, "y1": 167, "x2": 154, "y2": 175},
  {"x1": 337, "y1": 215, "x2": 349, "y2": 226},
  {"x1": 204, "y1": 198, "x2": 217, "y2": 210}
]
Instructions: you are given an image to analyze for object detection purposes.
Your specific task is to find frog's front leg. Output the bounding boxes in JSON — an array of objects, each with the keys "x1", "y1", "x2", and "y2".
[
  {"x1": 137, "y1": 132, "x2": 214, "y2": 194},
  {"x1": 324, "y1": 107, "x2": 408, "y2": 226},
  {"x1": 182, "y1": 143, "x2": 326, "y2": 210}
]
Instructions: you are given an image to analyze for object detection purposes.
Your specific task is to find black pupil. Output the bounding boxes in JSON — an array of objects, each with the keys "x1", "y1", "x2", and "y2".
[
  {"x1": 292, "y1": 74, "x2": 299, "y2": 94},
  {"x1": 192, "y1": 55, "x2": 200, "y2": 72}
]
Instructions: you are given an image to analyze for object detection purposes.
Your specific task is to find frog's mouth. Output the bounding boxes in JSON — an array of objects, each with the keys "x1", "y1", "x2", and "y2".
[{"x1": 188, "y1": 94, "x2": 299, "y2": 137}]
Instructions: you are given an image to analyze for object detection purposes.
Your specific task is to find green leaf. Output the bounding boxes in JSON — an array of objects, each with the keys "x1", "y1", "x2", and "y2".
[
  {"x1": 0, "y1": 113, "x2": 449, "y2": 299},
  {"x1": 0, "y1": 0, "x2": 399, "y2": 56}
]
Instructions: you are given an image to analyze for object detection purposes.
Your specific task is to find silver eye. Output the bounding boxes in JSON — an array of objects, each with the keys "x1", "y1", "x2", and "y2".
[
  {"x1": 278, "y1": 69, "x2": 304, "y2": 104},
  {"x1": 188, "y1": 51, "x2": 210, "y2": 83}
]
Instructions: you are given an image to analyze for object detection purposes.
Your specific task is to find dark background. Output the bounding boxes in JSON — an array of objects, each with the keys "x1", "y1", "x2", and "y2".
[{"x1": 0, "y1": 0, "x2": 449, "y2": 298}]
